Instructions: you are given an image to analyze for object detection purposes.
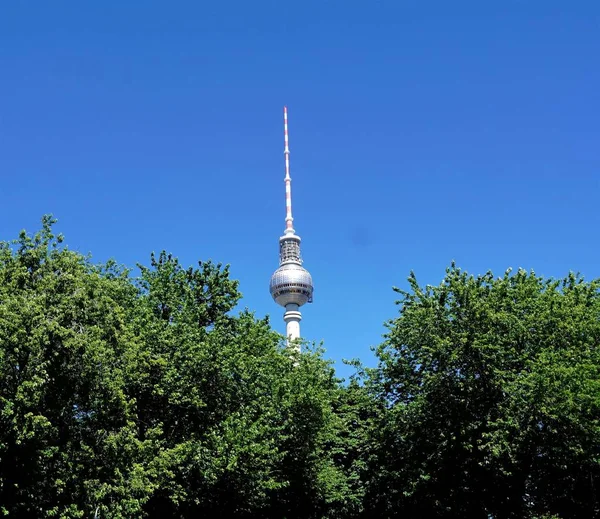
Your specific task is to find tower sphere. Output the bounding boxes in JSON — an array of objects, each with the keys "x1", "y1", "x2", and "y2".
[{"x1": 270, "y1": 262, "x2": 314, "y2": 307}]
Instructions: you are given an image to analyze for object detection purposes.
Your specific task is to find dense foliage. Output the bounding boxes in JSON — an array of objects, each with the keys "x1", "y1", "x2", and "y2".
[
  {"x1": 364, "y1": 265, "x2": 600, "y2": 518},
  {"x1": 1, "y1": 218, "x2": 599, "y2": 518},
  {"x1": 0, "y1": 217, "x2": 356, "y2": 518}
]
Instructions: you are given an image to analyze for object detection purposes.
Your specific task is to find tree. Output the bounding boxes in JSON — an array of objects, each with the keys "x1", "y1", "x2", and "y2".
[
  {"x1": 0, "y1": 215, "x2": 142, "y2": 516},
  {"x1": 0, "y1": 217, "x2": 354, "y2": 518},
  {"x1": 364, "y1": 265, "x2": 600, "y2": 519},
  {"x1": 321, "y1": 375, "x2": 382, "y2": 519}
]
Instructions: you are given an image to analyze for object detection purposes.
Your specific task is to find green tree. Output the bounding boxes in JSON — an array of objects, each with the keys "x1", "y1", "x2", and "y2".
[
  {"x1": 0, "y1": 215, "x2": 142, "y2": 516},
  {"x1": 0, "y1": 217, "x2": 354, "y2": 518},
  {"x1": 321, "y1": 375, "x2": 382, "y2": 519},
  {"x1": 365, "y1": 265, "x2": 600, "y2": 519}
]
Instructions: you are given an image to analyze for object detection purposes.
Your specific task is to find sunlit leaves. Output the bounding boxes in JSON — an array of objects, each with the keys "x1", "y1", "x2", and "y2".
[{"x1": 0, "y1": 217, "x2": 349, "y2": 518}]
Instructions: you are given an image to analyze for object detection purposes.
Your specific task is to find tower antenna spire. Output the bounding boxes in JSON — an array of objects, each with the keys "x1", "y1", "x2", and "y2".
[{"x1": 283, "y1": 106, "x2": 294, "y2": 235}]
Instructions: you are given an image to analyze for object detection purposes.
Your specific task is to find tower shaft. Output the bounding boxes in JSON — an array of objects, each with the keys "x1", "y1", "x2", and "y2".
[{"x1": 284, "y1": 304, "x2": 302, "y2": 350}]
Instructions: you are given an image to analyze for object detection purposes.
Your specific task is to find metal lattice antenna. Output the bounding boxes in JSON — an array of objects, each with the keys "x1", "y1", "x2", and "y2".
[{"x1": 283, "y1": 106, "x2": 295, "y2": 235}]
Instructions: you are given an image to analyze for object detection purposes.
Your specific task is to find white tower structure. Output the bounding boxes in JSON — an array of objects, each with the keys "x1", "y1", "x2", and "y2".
[{"x1": 269, "y1": 106, "x2": 314, "y2": 349}]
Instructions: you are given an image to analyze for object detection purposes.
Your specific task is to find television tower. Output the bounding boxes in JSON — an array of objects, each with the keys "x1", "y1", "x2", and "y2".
[{"x1": 269, "y1": 106, "x2": 314, "y2": 349}]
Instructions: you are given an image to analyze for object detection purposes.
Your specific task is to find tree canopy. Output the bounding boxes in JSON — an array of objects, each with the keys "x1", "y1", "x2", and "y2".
[
  {"x1": 0, "y1": 217, "x2": 356, "y2": 518},
  {"x1": 364, "y1": 265, "x2": 600, "y2": 518},
  {"x1": 1, "y1": 218, "x2": 599, "y2": 518}
]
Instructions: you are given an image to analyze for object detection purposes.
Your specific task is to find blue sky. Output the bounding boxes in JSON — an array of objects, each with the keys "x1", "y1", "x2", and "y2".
[{"x1": 1, "y1": 1, "x2": 598, "y2": 378}]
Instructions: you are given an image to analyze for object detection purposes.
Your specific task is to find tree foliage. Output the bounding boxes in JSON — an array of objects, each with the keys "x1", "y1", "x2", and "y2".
[
  {"x1": 364, "y1": 264, "x2": 600, "y2": 518},
  {"x1": 0, "y1": 217, "x2": 351, "y2": 518},
  {"x1": 2, "y1": 218, "x2": 600, "y2": 518}
]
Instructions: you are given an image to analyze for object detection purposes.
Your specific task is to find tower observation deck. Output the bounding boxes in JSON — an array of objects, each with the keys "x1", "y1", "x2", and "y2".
[{"x1": 269, "y1": 107, "x2": 313, "y2": 348}]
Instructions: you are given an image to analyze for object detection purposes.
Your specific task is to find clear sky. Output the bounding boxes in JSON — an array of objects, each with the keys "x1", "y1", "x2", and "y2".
[{"x1": 1, "y1": 1, "x2": 598, "y2": 378}]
